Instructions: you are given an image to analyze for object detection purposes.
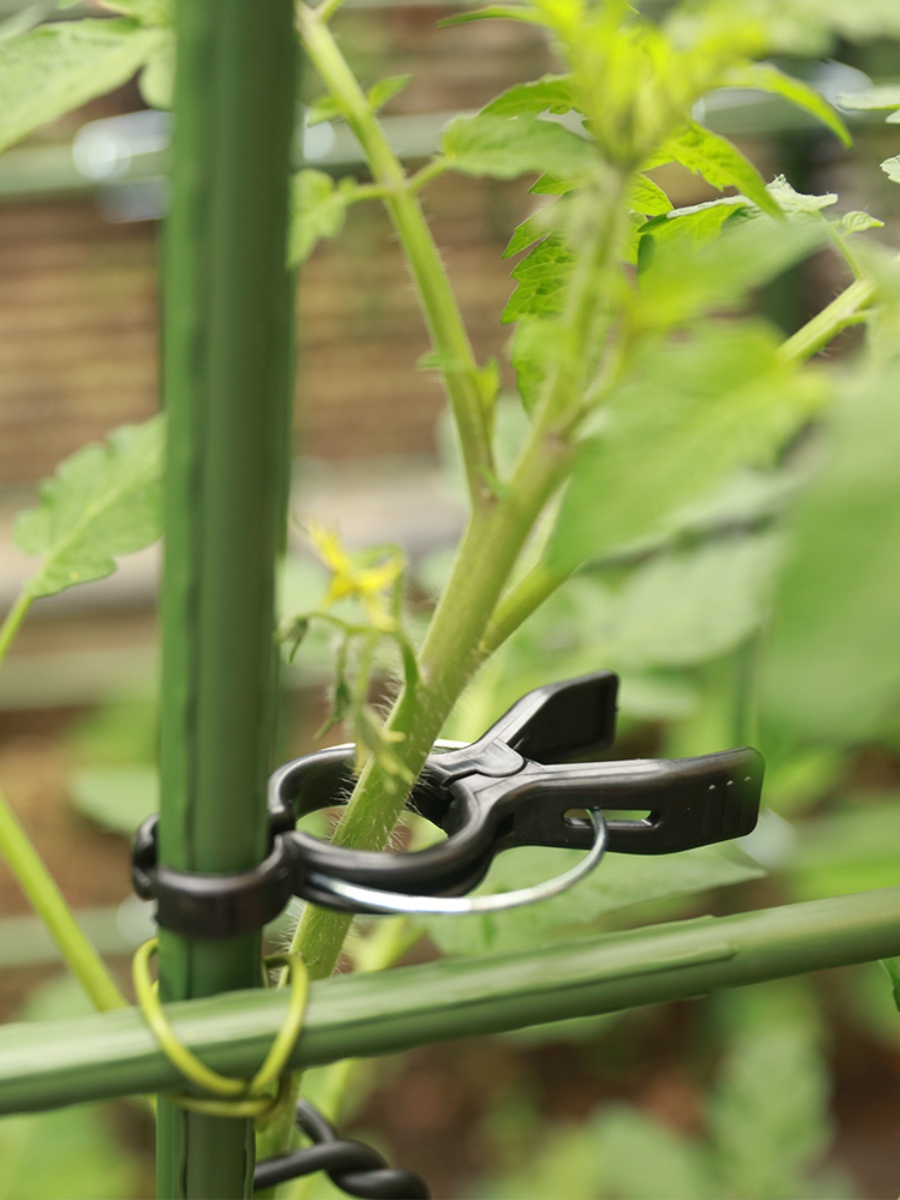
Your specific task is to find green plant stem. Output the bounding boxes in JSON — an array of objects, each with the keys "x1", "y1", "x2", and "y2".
[
  {"x1": 266, "y1": 918, "x2": 422, "y2": 1191},
  {"x1": 314, "y1": 0, "x2": 346, "y2": 24},
  {"x1": 0, "y1": 586, "x2": 126, "y2": 1013},
  {"x1": 408, "y1": 158, "x2": 451, "y2": 194},
  {"x1": 480, "y1": 560, "x2": 573, "y2": 656},
  {"x1": 289, "y1": 436, "x2": 573, "y2": 979},
  {"x1": 298, "y1": 4, "x2": 494, "y2": 509},
  {"x1": 289, "y1": 174, "x2": 628, "y2": 990},
  {"x1": 0, "y1": 590, "x2": 32, "y2": 664},
  {"x1": 482, "y1": 267, "x2": 886, "y2": 652},
  {"x1": 258, "y1": 918, "x2": 423, "y2": 1163},
  {"x1": 0, "y1": 789, "x2": 126, "y2": 1012},
  {"x1": 779, "y1": 275, "x2": 876, "y2": 364}
]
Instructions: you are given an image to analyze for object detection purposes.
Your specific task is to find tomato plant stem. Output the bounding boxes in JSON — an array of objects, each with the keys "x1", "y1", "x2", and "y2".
[
  {"x1": 298, "y1": 5, "x2": 495, "y2": 509},
  {"x1": 287, "y1": 173, "x2": 627, "y2": 988},
  {"x1": 780, "y1": 275, "x2": 876, "y2": 364}
]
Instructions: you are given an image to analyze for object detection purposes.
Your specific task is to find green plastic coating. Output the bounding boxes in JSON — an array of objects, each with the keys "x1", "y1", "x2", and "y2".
[
  {"x1": 157, "y1": 0, "x2": 296, "y2": 1195},
  {"x1": 2, "y1": 888, "x2": 900, "y2": 1116}
]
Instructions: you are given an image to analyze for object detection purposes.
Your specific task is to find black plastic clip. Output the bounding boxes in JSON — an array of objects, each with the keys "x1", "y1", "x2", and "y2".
[{"x1": 132, "y1": 671, "x2": 763, "y2": 935}]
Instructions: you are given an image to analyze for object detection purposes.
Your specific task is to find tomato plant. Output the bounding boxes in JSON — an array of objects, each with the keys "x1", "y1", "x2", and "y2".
[{"x1": 2, "y1": 1, "x2": 900, "y2": 1197}]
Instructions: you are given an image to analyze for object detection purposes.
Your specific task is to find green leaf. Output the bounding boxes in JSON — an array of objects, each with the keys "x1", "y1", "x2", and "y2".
[
  {"x1": 529, "y1": 173, "x2": 573, "y2": 196},
  {"x1": 708, "y1": 993, "x2": 835, "y2": 1200},
  {"x1": 837, "y1": 84, "x2": 900, "y2": 112},
  {"x1": 423, "y1": 842, "x2": 763, "y2": 957},
  {"x1": 511, "y1": 316, "x2": 558, "y2": 413},
  {"x1": 763, "y1": 362, "x2": 900, "y2": 744},
  {"x1": 0, "y1": 980, "x2": 139, "y2": 1200},
  {"x1": 502, "y1": 235, "x2": 574, "y2": 324},
  {"x1": 104, "y1": 0, "x2": 173, "y2": 23},
  {"x1": 838, "y1": 210, "x2": 884, "y2": 235},
  {"x1": 441, "y1": 112, "x2": 593, "y2": 181},
  {"x1": 716, "y1": 0, "x2": 900, "y2": 53},
  {"x1": 881, "y1": 155, "x2": 900, "y2": 184},
  {"x1": 288, "y1": 169, "x2": 354, "y2": 266},
  {"x1": 15, "y1": 416, "x2": 164, "y2": 599},
  {"x1": 723, "y1": 62, "x2": 851, "y2": 147},
  {"x1": 658, "y1": 121, "x2": 782, "y2": 218},
  {"x1": 366, "y1": 74, "x2": 410, "y2": 114},
  {"x1": 603, "y1": 534, "x2": 784, "y2": 669},
  {"x1": 0, "y1": 1106, "x2": 138, "y2": 1199},
  {"x1": 592, "y1": 1108, "x2": 719, "y2": 1200},
  {"x1": 764, "y1": 175, "x2": 838, "y2": 214},
  {"x1": 548, "y1": 325, "x2": 826, "y2": 569},
  {"x1": 305, "y1": 93, "x2": 345, "y2": 127},
  {"x1": 138, "y1": 34, "x2": 174, "y2": 109},
  {"x1": 881, "y1": 957, "x2": 900, "y2": 1013},
  {"x1": 481, "y1": 74, "x2": 576, "y2": 118},
  {"x1": 69, "y1": 766, "x2": 158, "y2": 835},
  {"x1": 634, "y1": 212, "x2": 827, "y2": 333},
  {"x1": 788, "y1": 797, "x2": 900, "y2": 899},
  {"x1": 629, "y1": 172, "x2": 672, "y2": 216},
  {"x1": 504, "y1": 208, "x2": 556, "y2": 258},
  {"x1": 437, "y1": 5, "x2": 545, "y2": 28},
  {"x1": 0, "y1": 20, "x2": 160, "y2": 155}
]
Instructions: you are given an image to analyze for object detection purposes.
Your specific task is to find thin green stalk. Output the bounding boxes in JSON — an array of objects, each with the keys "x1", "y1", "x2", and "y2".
[
  {"x1": 298, "y1": 4, "x2": 494, "y2": 509},
  {"x1": 314, "y1": 0, "x2": 346, "y2": 24},
  {"x1": 0, "y1": 789, "x2": 126, "y2": 1012},
  {"x1": 0, "y1": 587, "x2": 126, "y2": 1013},
  {"x1": 480, "y1": 560, "x2": 573, "y2": 656},
  {"x1": 0, "y1": 591, "x2": 32, "y2": 665},
  {"x1": 408, "y1": 158, "x2": 451, "y2": 194},
  {"x1": 779, "y1": 275, "x2": 876, "y2": 364}
]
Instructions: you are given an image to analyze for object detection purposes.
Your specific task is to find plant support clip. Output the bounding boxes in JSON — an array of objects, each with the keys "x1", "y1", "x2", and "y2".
[{"x1": 132, "y1": 672, "x2": 763, "y2": 933}]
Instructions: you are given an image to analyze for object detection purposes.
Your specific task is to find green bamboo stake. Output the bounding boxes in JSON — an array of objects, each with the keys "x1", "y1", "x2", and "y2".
[
  {"x1": 157, "y1": 1, "x2": 297, "y2": 1196},
  {"x1": 2, "y1": 887, "x2": 900, "y2": 1116}
]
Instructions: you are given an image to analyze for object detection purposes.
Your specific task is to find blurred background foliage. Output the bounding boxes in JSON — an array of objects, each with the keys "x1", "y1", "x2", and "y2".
[{"x1": 2, "y1": 0, "x2": 900, "y2": 1197}]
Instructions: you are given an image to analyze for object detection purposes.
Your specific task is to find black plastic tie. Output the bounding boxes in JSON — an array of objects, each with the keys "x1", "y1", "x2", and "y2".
[{"x1": 252, "y1": 1100, "x2": 430, "y2": 1198}]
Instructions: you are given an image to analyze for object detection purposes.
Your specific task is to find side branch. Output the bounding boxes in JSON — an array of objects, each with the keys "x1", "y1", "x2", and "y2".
[{"x1": 298, "y1": 4, "x2": 495, "y2": 508}]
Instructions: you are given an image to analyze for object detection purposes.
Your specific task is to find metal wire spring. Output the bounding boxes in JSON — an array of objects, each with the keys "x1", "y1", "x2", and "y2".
[{"x1": 253, "y1": 1099, "x2": 431, "y2": 1198}]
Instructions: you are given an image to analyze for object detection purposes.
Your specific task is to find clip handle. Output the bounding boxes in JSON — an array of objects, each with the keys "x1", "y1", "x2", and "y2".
[
  {"x1": 479, "y1": 747, "x2": 762, "y2": 855},
  {"x1": 480, "y1": 670, "x2": 619, "y2": 764},
  {"x1": 602, "y1": 748, "x2": 763, "y2": 853}
]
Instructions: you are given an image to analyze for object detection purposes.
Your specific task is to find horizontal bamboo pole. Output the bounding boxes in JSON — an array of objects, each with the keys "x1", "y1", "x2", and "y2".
[{"x1": 2, "y1": 887, "x2": 900, "y2": 1116}]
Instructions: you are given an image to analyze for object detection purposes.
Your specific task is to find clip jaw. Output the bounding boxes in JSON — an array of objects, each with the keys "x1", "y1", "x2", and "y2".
[
  {"x1": 133, "y1": 671, "x2": 764, "y2": 932},
  {"x1": 272, "y1": 671, "x2": 762, "y2": 911}
]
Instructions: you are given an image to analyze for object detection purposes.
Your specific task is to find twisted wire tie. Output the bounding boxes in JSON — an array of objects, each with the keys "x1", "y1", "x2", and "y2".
[{"x1": 132, "y1": 937, "x2": 308, "y2": 1121}]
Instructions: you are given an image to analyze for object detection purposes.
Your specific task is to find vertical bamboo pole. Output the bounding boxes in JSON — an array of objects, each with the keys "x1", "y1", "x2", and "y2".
[{"x1": 157, "y1": 2, "x2": 297, "y2": 1196}]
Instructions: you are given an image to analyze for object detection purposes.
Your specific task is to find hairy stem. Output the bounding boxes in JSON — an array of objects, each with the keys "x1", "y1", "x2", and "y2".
[
  {"x1": 289, "y1": 175, "x2": 628, "y2": 986},
  {"x1": 290, "y1": 432, "x2": 573, "y2": 979},
  {"x1": 779, "y1": 275, "x2": 876, "y2": 365},
  {"x1": 298, "y1": 4, "x2": 495, "y2": 508}
]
